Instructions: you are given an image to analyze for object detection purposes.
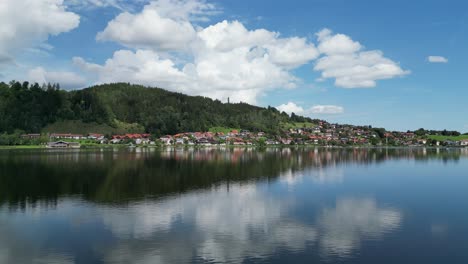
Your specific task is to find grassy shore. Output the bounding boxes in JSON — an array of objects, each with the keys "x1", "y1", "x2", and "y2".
[
  {"x1": 428, "y1": 135, "x2": 468, "y2": 141},
  {"x1": 1, "y1": 143, "x2": 467, "y2": 151},
  {"x1": 0, "y1": 145, "x2": 45, "y2": 149}
]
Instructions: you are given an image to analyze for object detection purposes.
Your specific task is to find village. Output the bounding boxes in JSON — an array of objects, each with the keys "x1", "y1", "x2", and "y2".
[{"x1": 19, "y1": 121, "x2": 468, "y2": 148}]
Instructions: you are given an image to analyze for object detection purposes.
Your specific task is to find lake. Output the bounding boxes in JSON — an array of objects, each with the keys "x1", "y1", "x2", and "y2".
[{"x1": 1, "y1": 147, "x2": 468, "y2": 264}]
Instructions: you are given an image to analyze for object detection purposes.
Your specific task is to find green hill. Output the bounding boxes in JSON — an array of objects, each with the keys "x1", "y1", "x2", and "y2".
[{"x1": 0, "y1": 81, "x2": 317, "y2": 136}]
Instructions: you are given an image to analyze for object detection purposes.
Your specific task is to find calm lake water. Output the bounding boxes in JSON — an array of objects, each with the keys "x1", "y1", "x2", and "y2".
[{"x1": 1, "y1": 147, "x2": 468, "y2": 264}]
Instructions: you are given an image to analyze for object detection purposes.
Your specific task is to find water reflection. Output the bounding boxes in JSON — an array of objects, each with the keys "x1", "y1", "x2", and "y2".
[
  {"x1": 0, "y1": 147, "x2": 467, "y2": 263},
  {"x1": 0, "y1": 185, "x2": 403, "y2": 263},
  {"x1": 100, "y1": 183, "x2": 317, "y2": 263},
  {"x1": 1, "y1": 147, "x2": 466, "y2": 207},
  {"x1": 318, "y1": 198, "x2": 402, "y2": 258}
]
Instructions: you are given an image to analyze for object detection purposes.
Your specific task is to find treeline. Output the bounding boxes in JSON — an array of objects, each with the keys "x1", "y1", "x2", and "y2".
[
  {"x1": 0, "y1": 81, "x2": 314, "y2": 136},
  {"x1": 0, "y1": 81, "x2": 70, "y2": 133},
  {"x1": 412, "y1": 128, "x2": 461, "y2": 137}
]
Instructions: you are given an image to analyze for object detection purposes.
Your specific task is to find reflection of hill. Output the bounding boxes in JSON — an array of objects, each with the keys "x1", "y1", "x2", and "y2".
[{"x1": 0, "y1": 147, "x2": 466, "y2": 207}]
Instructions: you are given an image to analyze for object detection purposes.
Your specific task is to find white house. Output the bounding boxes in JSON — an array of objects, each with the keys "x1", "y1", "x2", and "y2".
[{"x1": 160, "y1": 136, "x2": 172, "y2": 145}]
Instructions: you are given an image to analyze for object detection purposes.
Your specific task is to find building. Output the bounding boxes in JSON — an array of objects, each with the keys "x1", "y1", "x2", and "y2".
[
  {"x1": 21, "y1": 134, "x2": 41, "y2": 139},
  {"x1": 47, "y1": 141, "x2": 80, "y2": 148},
  {"x1": 159, "y1": 136, "x2": 173, "y2": 145},
  {"x1": 50, "y1": 133, "x2": 85, "y2": 140},
  {"x1": 88, "y1": 133, "x2": 105, "y2": 140}
]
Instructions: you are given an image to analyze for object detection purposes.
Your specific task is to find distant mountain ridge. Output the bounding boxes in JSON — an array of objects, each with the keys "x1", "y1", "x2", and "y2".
[{"x1": 0, "y1": 81, "x2": 317, "y2": 136}]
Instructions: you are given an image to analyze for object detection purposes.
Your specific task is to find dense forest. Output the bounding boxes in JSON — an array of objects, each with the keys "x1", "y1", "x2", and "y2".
[{"x1": 0, "y1": 81, "x2": 315, "y2": 136}]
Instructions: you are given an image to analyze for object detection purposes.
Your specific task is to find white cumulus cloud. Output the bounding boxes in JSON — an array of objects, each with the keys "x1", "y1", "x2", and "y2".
[
  {"x1": 96, "y1": 0, "x2": 218, "y2": 51},
  {"x1": 65, "y1": 0, "x2": 150, "y2": 11},
  {"x1": 276, "y1": 102, "x2": 305, "y2": 115},
  {"x1": 310, "y1": 105, "x2": 344, "y2": 114},
  {"x1": 80, "y1": 16, "x2": 320, "y2": 104},
  {"x1": 0, "y1": 0, "x2": 80, "y2": 66},
  {"x1": 427, "y1": 56, "x2": 448, "y2": 63},
  {"x1": 314, "y1": 29, "x2": 409, "y2": 88},
  {"x1": 72, "y1": 1, "x2": 407, "y2": 103},
  {"x1": 28, "y1": 67, "x2": 87, "y2": 89},
  {"x1": 73, "y1": 50, "x2": 187, "y2": 89},
  {"x1": 277, "y1": 102, "x2": 344, "y2": 115}
]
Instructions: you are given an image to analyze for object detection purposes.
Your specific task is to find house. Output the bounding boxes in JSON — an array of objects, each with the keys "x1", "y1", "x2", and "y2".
[
  {"x1": 175, "y1": 138, "x2": 185, "y2": 145},
  {"x1": 110, "y1": 133, "x2": 151, "y2": 143},
  {"x1": 71, "y1": 134, "x2": 85, "y2": 140},
  {"x1": 50, "y1": 133, "x2": 85, "y2": 140},
  {"x1": 135, "y1": 138, "x2": 150, "y2": 145},
  {"x1": 47, "y1": 141, "x2": 80, "y2": 148},
  {"x1": 21, "y1": 134, "x2": 41, "y2": 139},
  {"x1": 160, "y1": 136, "x2": 173, "y2": 145},
  {"x1": 50, "y1": 133, "x2": 72, "y2": 139},
  {"x1": 417, "y1": 139, "x2": 428, "y2": 145},
  {"x1": 265, "y1": 140, "x2": 278, "y2": 145},
  {"x1": 460, "y1": 140, "x2": 468, "y2": 146},
  {"x1": 443, "y1": 140, "x2": 458, "y2": 146},
  {"x1": 228, "y1": 130, "x2": 239, "y2": 137},
  {"x1": 204, "y1": 132, "x2": 214, "y2": 139},
  {"x1": 88, "y1": 133, "x2": 105, "y2": 140},
  {"x1": 110, "y1": 138, "x2": 121, "y2": 144},
  {"x1": 196, "y1": 137, "x2": 211, "y2": 145}
]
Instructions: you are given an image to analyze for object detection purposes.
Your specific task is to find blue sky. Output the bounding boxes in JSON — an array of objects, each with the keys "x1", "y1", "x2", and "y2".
[{"x1": 1, "y1": 0, "x2": 467, "y2": 132}]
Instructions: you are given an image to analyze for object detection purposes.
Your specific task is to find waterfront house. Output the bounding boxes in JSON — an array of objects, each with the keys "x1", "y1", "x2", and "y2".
[
  {"x1": 418, "y1": 139, "x2": 428, "y2": 145},
  {"x1": 196, "y1": 137, "x2": 211, "y2": 145},
  {"x1": 160, "y1": 136, "x2": 173, "y2": 145},
  {"x1": 71, "y1": 134, "x2": 84, "y2": 140},
  {"x1": 47, "y1": 141, "x2": 80, "y2": 148},
  {"x1": 50, "y1": 133, "x2": 72, "y2": 139},
  {"x1": 50, "y1": 133, "x2": 85, "y2": 140},
  {"x1": 175, "y1": 138, "x2": 185, "y2": 145},
  {"x1": 88, "y1": 133, "x2": 105, "y2": 140},
  {"x1": 135, "y1": 138, "x2": 151, "y2": 145},
  {"x1": 443, "y1": 140, "x2": 458, "y2": 146},
  {"x1": 21, "y1": 134, "x2": 41, "y2": 139}
]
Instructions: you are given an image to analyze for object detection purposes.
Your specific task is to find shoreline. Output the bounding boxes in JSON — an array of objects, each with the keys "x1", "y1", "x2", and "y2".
[{"x1": 0, "y1": 144, "x2": 466, "y2": 151}]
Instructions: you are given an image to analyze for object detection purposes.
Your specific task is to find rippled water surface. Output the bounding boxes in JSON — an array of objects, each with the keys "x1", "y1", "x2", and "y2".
[{"x1": 1, "y1": 147, "x2": 468, "y2": 263}]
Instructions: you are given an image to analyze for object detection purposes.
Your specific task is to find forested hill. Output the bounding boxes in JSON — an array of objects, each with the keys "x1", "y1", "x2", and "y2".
[{"x1": 0, "y1": 81, "x2": 315, "y2": 135}]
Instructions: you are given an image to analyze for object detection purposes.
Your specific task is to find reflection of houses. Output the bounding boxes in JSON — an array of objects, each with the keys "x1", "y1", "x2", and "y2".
[{"x1": 47, "y1": 141, "x2": 80, "y2": 148}]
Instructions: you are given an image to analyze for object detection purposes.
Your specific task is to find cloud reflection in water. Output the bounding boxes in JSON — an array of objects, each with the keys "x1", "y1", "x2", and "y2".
[{"x1": 99, "y1": 182, "x2": 402, "y2": 263}]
